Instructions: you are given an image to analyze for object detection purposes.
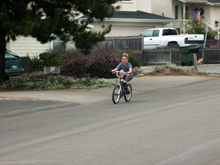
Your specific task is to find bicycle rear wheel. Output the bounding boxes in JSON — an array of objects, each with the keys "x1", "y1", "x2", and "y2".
[
  {"x1": 112, "y1": 85, "x2": 121, "y2": 104},
  {"x1": 124, "y1": 84, "x2": 132, "y2": 102}
]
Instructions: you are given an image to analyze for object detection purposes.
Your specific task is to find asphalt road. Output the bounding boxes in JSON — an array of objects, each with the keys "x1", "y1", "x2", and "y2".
[{"x1": 0, "y1": 78, "x2": 220, "y2": 165}]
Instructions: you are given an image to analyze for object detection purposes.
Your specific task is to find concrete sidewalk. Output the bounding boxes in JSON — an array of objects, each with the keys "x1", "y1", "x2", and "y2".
[{"x1": 0, "y1": 76, "x2": 215, "y2": 105}]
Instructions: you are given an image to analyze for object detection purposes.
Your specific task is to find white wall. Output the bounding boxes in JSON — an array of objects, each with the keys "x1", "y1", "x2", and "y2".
[
  {"x1": 7, "y1": 36, "x2": 50, "y2": 57},
  {"x1": 92, "y1": 21, "x2": 164, "y2": 36},
  {"x1": 115, "y1": 0, "x2": 152, "y2": 12},
  {"x1": 152, "y1": 0, "x2": 173, "y2": 18},
  {"x1": 137, "y1": 0, "x2": 152, "y2": 12},
  {"x1": 209, "y1": 6, "x2": 220, "y2": 28},
  {"x1": 115, "y1": 0, "x2": 137, "y2": 11}
]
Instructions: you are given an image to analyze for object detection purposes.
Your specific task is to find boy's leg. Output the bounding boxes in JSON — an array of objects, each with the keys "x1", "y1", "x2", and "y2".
[{"x1": 125, "y1": 73, "x2": 132, "y2": 82}]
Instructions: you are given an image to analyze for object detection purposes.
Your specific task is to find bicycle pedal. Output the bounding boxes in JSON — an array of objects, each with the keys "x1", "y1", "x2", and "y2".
[{"x1": 121, "y1": 80, "x2": 126, "y2": 83}]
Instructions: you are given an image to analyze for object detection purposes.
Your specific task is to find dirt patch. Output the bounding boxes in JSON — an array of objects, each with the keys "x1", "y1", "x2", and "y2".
[{"x1": 144, "y1": 65, "x2": 210, "y2": 77}]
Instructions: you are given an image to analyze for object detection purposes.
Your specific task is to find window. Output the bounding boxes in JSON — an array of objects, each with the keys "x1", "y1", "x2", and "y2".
[
  {"x1": 143, "y1": 30, "x2": 160, "y2": 37},
  {"x1": 170, "y1": 29, "x2": 178, "y2": 35},
  {"x1": 5, "y1": 52, "x2": 16, "y2": 59},
  {"x1": 143, "y1": 30, "x2": 153, "y2": 37},
  {"x1": 162, "y1": 29, "x2": 178, "y2": 36},
  {"x1": 175, "y1": 5, "x2": 179, "y2": 19},
  {"x1": 181, "y1": 6, "x2": 189, "y2": 19},
  {"x1": 50, "y1": 40, "x2": 68, "y2": 53},
  {"x1": 153, "y1": 30, "x2": 160, "y2": 37}
]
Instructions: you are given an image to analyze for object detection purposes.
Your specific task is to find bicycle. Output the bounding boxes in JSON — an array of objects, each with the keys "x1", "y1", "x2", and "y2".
[{"x1": 112, "y1": 71, "x2": 132, "y2": 104}]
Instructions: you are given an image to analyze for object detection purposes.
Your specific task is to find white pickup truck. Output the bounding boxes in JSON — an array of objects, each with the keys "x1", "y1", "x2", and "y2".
[{"x1": 142, "y1": 28, "x2": 204, "y2": 50}]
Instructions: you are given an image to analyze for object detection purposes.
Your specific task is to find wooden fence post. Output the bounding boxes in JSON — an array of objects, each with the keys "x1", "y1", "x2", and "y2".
[
  {"x1": 202, "y1": 49, "x2": 205, "y2": 64},
  {"x1": 112, "y1": 38, "x2": 116, "y2": 49},
  {"x1": 141, "y1": 36, "x2": 144, "y2": 51},
  {"x1": 193, "y1": 53, "x2": 198, "y2": 71},
  {"x1": 170, "y1": 49, "x2": 172, "y2": 65}
]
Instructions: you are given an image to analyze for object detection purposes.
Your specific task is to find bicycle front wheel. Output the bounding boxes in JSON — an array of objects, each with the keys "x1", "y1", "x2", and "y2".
[
  {"x1": 124, "y1": 84, "x2": 132, "y2": 102},
  {"x1": 112, "y1": 85, "x2": 121, "y2": 104}
]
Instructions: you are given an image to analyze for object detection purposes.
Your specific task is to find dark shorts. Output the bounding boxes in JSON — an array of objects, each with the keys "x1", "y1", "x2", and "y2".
[{"x1": 123, "y1": 73, "x2": 134, "y2": 81}]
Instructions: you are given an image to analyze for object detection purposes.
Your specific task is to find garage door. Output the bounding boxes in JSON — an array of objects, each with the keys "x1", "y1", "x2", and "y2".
[{"x1": 107, "y1": 25, "x2": 155, "y2": 36}]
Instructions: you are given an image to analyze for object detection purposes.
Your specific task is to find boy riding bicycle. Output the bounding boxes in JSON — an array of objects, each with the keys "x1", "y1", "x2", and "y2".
[{"x1": 112, "y1": 53, "x2": 134, "y2": 83}]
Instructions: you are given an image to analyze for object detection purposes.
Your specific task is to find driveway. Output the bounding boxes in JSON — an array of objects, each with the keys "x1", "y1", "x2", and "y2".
[{"x1": 197, "y1": 65, "x2": 220, "y2": 74}]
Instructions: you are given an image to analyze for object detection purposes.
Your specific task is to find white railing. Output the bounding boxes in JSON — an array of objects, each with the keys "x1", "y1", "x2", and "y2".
[
  {"x1": 202, "y1": 21, "x2": 220, "y2": 34},
  {"x1": 175, "y1": 19, "x2": 220, "y2": 39}
]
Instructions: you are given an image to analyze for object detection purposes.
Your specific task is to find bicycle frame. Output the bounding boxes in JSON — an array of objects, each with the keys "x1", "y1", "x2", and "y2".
[
  {"x1": 115, "y1": 71, "x2": 126, "y2": 95},
  {"x1": 112, "y1": 71, "x2": 132, "y2": 104}
]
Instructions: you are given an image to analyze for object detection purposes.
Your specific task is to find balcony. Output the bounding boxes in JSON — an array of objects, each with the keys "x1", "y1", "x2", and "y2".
[{"x1": 178, "y1": 0, "x2": 214, "y2": 5}]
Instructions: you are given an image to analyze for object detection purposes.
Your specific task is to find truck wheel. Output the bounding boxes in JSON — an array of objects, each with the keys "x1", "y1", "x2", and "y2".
[
  {"x1": 181, "y1": 61, "x2": 185, "y2": 66},
  {"x1": 168, "y1": 43, "x2": 179, "y2": 48},
  {"x1": 189, "y1": 61, "x2": 193, "y2": 66}
]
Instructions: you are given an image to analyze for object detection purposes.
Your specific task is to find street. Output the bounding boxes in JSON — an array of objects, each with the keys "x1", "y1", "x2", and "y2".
[{"x1": 0, "y1": 78, "x2": 220, "y2": 165}]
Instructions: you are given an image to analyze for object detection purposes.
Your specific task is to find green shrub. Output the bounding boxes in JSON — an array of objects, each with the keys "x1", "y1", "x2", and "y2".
[
  {"x1": 29, "y1": 52, "x2": 64, "y2": 70},
  {"x1": 39, "y1": 52, "x2": 62, "y2": 67},
  {"x1": 0, "y1": 73, "x2": 116, "y2": 91},
  {"x1": 29, "y1": 56, "x2": 44, "y2": 70},
  {"x1": 126, "y1": 52, "x2": 140, "y2": 68},
  {"x1": 186, "y1": 20, "x2": 218, "y2": 40}
]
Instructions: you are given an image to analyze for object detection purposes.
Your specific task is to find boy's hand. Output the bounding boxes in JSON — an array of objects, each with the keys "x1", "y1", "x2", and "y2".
[{"x1": 112, "y1": 69, "x2": 116, "y2": 73}]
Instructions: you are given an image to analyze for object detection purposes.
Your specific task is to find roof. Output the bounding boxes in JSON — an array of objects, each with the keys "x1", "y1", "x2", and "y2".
[
  {"x1": 208, "y1": 0, "x2": 220, "y2": 3},
  {"x1": 110, "y1": 10, "x2": 173, "y2": 20},
  {"x1": 80, "y1": 10, "x2": 174, "y2": 23},
  {"x1": 180, "y1": 0, "x2": 220, "y2": 4}
]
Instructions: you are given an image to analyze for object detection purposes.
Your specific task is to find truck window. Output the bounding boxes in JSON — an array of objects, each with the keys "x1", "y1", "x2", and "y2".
[
  {"x1": 143, "y1": 30, "x2": 153, "y2": 37},
  {"x1": 170, "y1": 29, "x2": 178, "y2": 35},
  {"x1": 153, "y1": 30, "x2": 159, "y2": 37},
  {"x1": 162, "y1": 29, "x2": 177, "y2": 36}
]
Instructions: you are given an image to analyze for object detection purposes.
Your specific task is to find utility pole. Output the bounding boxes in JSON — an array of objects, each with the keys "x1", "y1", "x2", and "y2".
[
  {"x1": 183, "y1": 2, "x2": 186, "y2": 34},
  {"x1": 202, "y1": 18, "x2": 209, "y2": 64},
  {"x1": 193, "y1": 53, "x2": 198, "y2": 71}
]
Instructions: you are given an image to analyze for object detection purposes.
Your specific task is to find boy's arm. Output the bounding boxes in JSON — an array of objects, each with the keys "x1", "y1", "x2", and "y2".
[
  {"x1": 112, "y1": 68, "x2": 118, "y2": 73},
  {"x1": 127, "y1": 68, "x2": 132, "y2": 74},
  {"x1": 127, "y1": 63, "x2": 133, "y2": 74}
]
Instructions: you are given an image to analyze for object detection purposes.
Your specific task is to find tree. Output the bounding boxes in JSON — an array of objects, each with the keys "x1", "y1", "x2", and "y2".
[
  {"x1": 0, "y1": 0, "x2": 119, "y2": 83},
  {"x1": 185, "y1": 19, "x2": 218, "y2": 40}
]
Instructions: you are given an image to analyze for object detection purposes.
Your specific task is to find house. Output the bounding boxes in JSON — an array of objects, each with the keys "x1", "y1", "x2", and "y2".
[
  {"x1": 81, "y1": 10, "x2": 174, "y2": 37},
  {"x1": 9, "y1": 0, "x2": 220, "y2": 57},
  {"x1": 81, "y1": 0, "x2": 175, "y2": 37},
  {"x1": 152, "y1": 0, "x2": 220, "y2": 35},
  {"x1": 7, "y1": 0, "x2": 174, "y2": 57}
]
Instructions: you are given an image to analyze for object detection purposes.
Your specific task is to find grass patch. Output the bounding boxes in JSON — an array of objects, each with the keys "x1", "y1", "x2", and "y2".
[{"x1": 0, "y1": 72, "x2": 116, "y2": 91}]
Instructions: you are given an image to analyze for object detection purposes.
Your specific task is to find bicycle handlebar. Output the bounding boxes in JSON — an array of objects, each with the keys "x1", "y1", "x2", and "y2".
[{"x1": 114, "y1": 71, "x2": 125, "y2": 78}]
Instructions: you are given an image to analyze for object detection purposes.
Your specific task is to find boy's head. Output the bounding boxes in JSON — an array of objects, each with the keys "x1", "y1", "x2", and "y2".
[{"x1": 122, "y1": 53, "x2": 129, "y2": 64}]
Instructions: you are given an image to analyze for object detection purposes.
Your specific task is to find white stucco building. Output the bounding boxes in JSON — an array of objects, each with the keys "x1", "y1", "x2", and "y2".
[{"x1": 7, "y1": 0, "x2": 220, "y2": 57}]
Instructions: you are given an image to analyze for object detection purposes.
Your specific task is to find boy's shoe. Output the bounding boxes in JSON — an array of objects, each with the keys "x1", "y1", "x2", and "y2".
[
  {"x1": 125, "y1": 89, "x2": 130, "y2": 95},
  {"x1": 123, "y1": 83, "x2": 130, "y2": 94},
  {"x1": 123, "y1": 84, "x2": 128, "y2": 90}
]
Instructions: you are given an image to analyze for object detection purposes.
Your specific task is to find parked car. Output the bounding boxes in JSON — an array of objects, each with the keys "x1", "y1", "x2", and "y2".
[
  {"x1": 142, "y1": 28, "x2": 204, "y2": 50},
  {"x1": 5, "y1": 50, "x2": 24, "y2": 80}
]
